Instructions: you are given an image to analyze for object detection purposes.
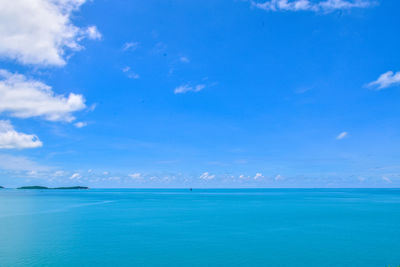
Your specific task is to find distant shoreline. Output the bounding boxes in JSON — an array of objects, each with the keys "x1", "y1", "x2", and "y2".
[{"x1": 16, "y1": 186, "x2": 89, "y2": 190}]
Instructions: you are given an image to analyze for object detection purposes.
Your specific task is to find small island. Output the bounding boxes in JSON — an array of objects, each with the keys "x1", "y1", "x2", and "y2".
[
  {"x1": 53, "y1": 186, "x2": 89, "y2": 190},
  {"x1": 17, "y1": 186, "x2": 89, "y2": 190},
  {"x1": 18, "y1": 186, "x2": 48, "y2": 189},
  {"x1": 0, "y1": 186, "x2": 4, "y2": 189}
]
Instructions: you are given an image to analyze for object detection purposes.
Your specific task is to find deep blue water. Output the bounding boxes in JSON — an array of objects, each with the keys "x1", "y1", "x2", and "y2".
[{"x1": 0, "y1": 189, "x2": 399, "y2": 267}]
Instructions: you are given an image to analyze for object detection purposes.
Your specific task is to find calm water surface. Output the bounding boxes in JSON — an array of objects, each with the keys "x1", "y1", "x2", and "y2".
[{"x1": 0, "y1": 189, "x2": 399, "y2": 266}]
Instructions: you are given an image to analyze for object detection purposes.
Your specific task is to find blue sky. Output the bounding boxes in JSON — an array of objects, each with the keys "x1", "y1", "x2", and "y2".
[{"x1": 0, "y1": 0, "x2": 400, "y2": 188}]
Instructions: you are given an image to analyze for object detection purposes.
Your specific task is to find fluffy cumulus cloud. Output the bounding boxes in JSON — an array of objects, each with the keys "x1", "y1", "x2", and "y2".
[
  {"x1": 0, "y1": 70, "x2": 86, "y2": 122},
  {"x1": 84, "y1": 26, "x2": 102, "y2": 40},
  {"x1": 174, "y1": 84, "x2": 205, "y2": 94},
  {"x1": 367, "y1": 71, "x2": 400, "y2": 90},
  {"x1": 251, "y1": 0, "x2": 374, "y2": 13},
  {"x1": 0, "y1": 0, "x2": 100, "y2": 66},
  {"x1": 336, "y1": 131, "x2": 348, "y2": 140},
  {"x1": 0, "y1": 120, "x2": 42, "y2": 149},
  {"x1": 200, "y1": 172, "x2": 216, "y2": 180}
]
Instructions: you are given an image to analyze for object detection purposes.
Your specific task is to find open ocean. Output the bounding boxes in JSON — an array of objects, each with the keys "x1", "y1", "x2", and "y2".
[{"x1": 0, "y1": 189, "x2": 399, "y2": 267}]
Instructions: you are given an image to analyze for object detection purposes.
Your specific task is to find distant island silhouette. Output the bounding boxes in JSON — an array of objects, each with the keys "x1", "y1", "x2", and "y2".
[
  {"x1": 17, "y1": 186, "x2": 89, "y2": 190},
  {"x1": 0, "y1": 186, "x2": 4, "y2": 189}
]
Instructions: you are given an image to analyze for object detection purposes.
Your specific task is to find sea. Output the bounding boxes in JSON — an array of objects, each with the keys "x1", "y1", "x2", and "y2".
[{"x1": 0, "y1": 189, "x2": 399, "y2": 267}]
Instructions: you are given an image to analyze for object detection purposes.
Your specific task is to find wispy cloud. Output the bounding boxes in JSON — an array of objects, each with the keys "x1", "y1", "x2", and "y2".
[
  {"x1": 152, "y1": 42, "x2": 168, "y2": 55},
  {"x1": 367, "y1": 71, "x2": 400, "y2": 90},
  {"x1": 0, "y1": 120, "x2": 42, "y2": 149},
  {"x1": 382, "y1": 176, "x2": 392, "y2": 183},
  {"x1": 0, "y1": 154, "x2": 50, "y2": 171},
  {"x1": 0, "y1": 0, "x2": 100, "y2": 66},
  {"x1": 129, "y1": 173, "x2": 142, "y2": 179},
  {"x1": 122, "y1": 42, "x2": 139, "y2": 51},
  {"x1": 358, "y1": 176, "x2": 366, "y2": 182},
  {"x1": 336, "y1": 131, "x2": 348, "y2": 140},
  {"x1": 180, "y1": 56, "x2": 190, "y2": 63},
  {"x1": 122, "y1": 66, "x2": 140, "y2": 79},
  {"x1": 74, "y1": 122, "x2": 87, "y2": 128},
  {"x1": 70, "y1": 173, "x2": 82, "y2": 180},
  {"x1": 0, "y1": 70, "x2": 86, "y2": 122},
  {"x1": 174, "y1": 84, "x2": 206, "y2": 94},
  {"x1": 251, "y1": 0, "x2": 375, "y2": 13}
]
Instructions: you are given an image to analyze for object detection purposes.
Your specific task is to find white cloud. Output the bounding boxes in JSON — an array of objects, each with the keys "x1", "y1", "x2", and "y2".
[
  {"x1": 123, "y1": 42, "x2": 139, "y2": 51},
  {"x1": 200, "y1": 172, "x2": 216, "y2": 180},
  {"x1": 0, "y1": 70, "x2": 86, "y2": 122},
  {"x1": 180, "y1": 56, "x2": 190, "y2": 63},
  {"x1": 0, "y1": 120, "x2": 42, "y2": 149},
  {"x1": 70, "y1": 172, "x2": 81, "y2": 179},
  {"x1": 122, "y1": 66, "x2": 140, "y2": 79},
  {"x1": 367, "y1": 71, "x2": 400, "y2": 90},
  {"x1": 129, "y1": 173, "x2": 142, "y2": 179},
  {"x1": 251, "y1": 0, "x2": 374, "y2": 13},
  {"x1": 85, "y1": 26, "x2": 102, "y2": 40},
  {"x1": 127, "y1": 73, "x2": 140, "y2": 79},
  {"x1": 0, "y1": 0, "x2": 100, "y2": 66},
  {"x1": 336, "y1": 131, "x2": 348, "y2": 140},
  {"x1": 74, "y1": 121, "x2": 87, "y2": 128},
  {"x1": 174, "y1": 84, "x2": 205, "y2": 94},
  {"x1": 274, "y1": 174, "x2": 283, "y2": 180},
  {"x1": 254, "y1": 173, "x2": 264, "y2": 179}
]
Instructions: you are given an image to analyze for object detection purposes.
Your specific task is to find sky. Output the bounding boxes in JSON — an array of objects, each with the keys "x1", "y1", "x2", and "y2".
[{"x1": 0, "y1": 0, "x2": 399, "y2": 188}]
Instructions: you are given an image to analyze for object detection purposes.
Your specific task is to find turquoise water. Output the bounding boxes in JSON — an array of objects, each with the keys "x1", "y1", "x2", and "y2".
[{"x1": 0, "y1": 189, "x2": 399, "y2": 267}]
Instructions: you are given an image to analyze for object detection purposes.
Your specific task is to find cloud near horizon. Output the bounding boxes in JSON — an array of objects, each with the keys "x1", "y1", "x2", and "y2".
[
  {"x1": 254, "y1": 173, "x2": 264, "y2": 179},
  {"x1": 129, "y1": 173, "x2": 142, "y2": 179},
  {"x1": 251, "y1": 0, "x2": 375, "y2": 13},
  {"x1": 0, "y1": 70, "x2": 86, "y2": 122},
  {"x1": 70, "y1": 173, "x2": 82, "y2": 180},
  {"x1": 0, "y1": 0, "x2": 101, "y2": 66},
  {"x1": 200, "y1": 172, "x2": 216, "y2": 180}
]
